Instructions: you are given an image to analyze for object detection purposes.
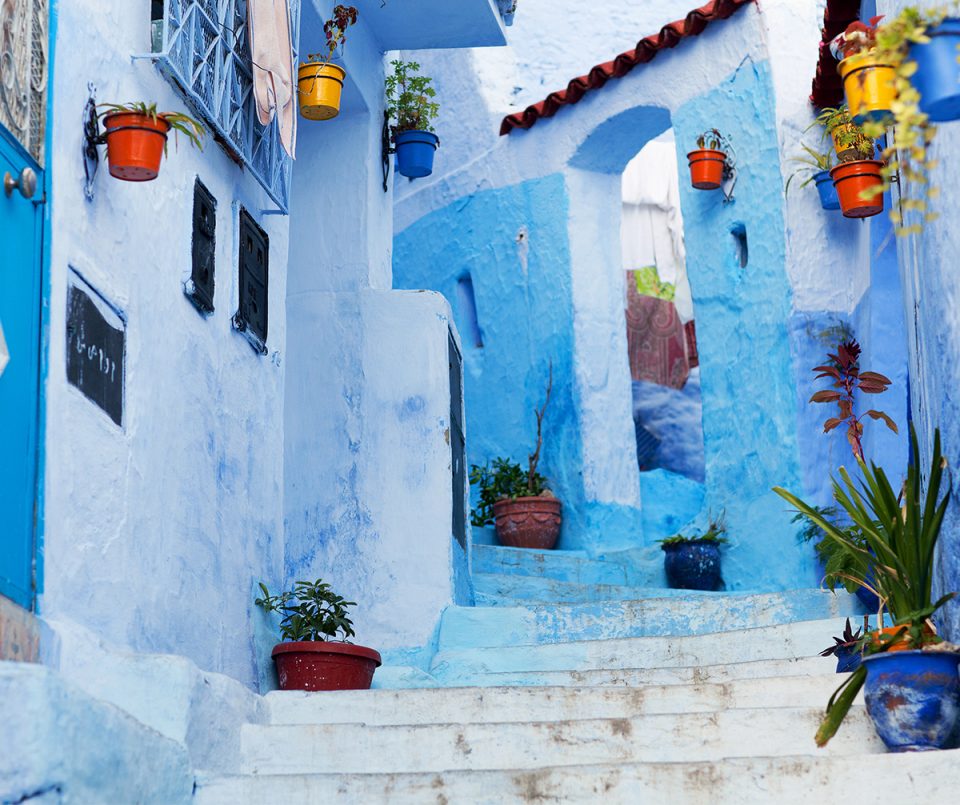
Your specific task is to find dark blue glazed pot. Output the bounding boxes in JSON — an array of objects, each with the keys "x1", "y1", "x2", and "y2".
[
  {"x1": 663, "y1": 542, "x2": 723, "y2": 591},
  {"x1": 855, "y1": 584, "x2": 881, "y2": 614},
  {"x1": 834, "y1": 644, "x2": 862, "y2": 674},
  {"x1": 911, "y1": 18, "x2": 960, "y2": 122},
  {"x1": 814, "y1": 170, "x2": 841, "y2": 211},
  {"x1": 862, "y1": 650, "x2": 960, "y2": 752},
  {"x1": 395, "y1": 130, "x2": 439, "y2": 178}
]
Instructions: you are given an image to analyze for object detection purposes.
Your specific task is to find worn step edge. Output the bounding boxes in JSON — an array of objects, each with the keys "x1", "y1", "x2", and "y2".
[
  {"x1": 441, "y1": 590, "x2": 862, "y2": 648},
  {"x1": 240, "y1": 706, "x2": 881, "y2": 775},
  {"x1": 195, "y1": 749, "x2": 960, "y2": 805},
  {"x1": 265, "y1": 673, "x2": 852, "y2": 725},
  {"x1": 429, "y1": 617, "x2": 850, "y2": 680}
]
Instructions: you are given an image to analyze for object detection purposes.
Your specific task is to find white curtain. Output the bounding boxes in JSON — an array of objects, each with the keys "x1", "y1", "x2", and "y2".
[{"x1": 248, "y1": 0, "x2": 297, "y2": 158}]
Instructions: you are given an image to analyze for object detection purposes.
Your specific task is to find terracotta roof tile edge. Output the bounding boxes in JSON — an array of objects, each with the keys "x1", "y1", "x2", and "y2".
[{"x1": 500, "y1": 0, "x2": 756, "y2": 136}]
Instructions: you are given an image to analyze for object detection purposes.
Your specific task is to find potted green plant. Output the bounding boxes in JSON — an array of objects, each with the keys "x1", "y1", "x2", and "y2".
[
  {"x1": 98, "y1": 102, "x2": 204, "y2": 182},
  {"x1": 298, "y1": 4, "x2": 358, "y2": 121},
  {"x1": 785, "y1": 143, "x2": 838, "y2": 211},
  {"x1": 775, "y1": 427, "x2": 959, "y2": 751},
  {"x1": 834, "y1": 16, "x2": 897, "y2": 124},
  {"x1": 658, "y1": 513, "x2": 727, "y2": 591},
  {"x1": 255, "y1": 578, "x2": 381, "y2": 691},
  {"x1": 818, "y1": 115, "x2": 883, "y2": 219},
  {"x1": 856, "y1": 6, "x2": 955, "y2": 236},
  {"x1": 686, "y1": 129, "x2": 729, "y2": 191},
  {"x1": 469, "y1": 368, "x2": 560, "y2": 550},
  {"x1": 386, "y1": 59, "x2": 441, "y2": 179}
]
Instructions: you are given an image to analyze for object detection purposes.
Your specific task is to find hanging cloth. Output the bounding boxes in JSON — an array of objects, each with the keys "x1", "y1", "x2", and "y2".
[{"x1": 248, "y1": 0, "x2": 297, "y2": 158}]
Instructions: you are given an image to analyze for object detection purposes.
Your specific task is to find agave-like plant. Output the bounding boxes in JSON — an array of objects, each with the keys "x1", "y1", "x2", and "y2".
[{"x1": 774, "y1": 426, "x2": 955, "y2": 746}]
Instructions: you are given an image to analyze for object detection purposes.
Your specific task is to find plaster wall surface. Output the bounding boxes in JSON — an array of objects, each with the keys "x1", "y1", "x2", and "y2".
[
  {"x1": 875, "y1": 0, "x2": 960, "y2": 640},
  {"x1": 395, "y1": 7, "x2": 816, "y2": 586},
  {"x1": 282, "y1": 290, "x2": 464, "y2": 669},
  {"x1": 42, "y1": 0, "x2": 291, "y2": 688}
]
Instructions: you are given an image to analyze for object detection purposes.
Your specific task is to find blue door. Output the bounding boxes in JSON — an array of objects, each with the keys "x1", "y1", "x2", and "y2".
[{"x1": 0, "y1": 128, "x2": 44, "y2": 609}]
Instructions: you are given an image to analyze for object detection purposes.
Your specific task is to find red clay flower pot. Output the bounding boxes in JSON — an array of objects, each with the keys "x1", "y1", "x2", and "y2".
[
  {"x1": 272, "y1": 641, "x2": 382, "y2": 691},
  {"x1": 830, "y1": 159, "x2": 884, "y2": 219},
  {"x1": 687, "y1": 148, "x2": 726, "y2": 190},
  {"x1": 103, "y1": 112, "x2": 171, "y2": 182},
  {"x1": 493, "y1": 496, "x2": 562, "y2": 550}
]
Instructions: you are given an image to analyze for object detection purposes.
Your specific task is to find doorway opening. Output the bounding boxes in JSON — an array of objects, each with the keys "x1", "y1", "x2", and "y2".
[{"x1": 621, "y1": 130, "x2": 705, "y2": 483}]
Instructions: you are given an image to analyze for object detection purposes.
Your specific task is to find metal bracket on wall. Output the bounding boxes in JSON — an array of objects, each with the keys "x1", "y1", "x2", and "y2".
[
  {"x1": 382, "y1": 111, "x2": 395, "y2": 193},
  {"x1": 82, "y1": 85, "x2": 107, "y2": 202},
  {"x1": 720, "y1": 137, "x2": 738, "y2": 205}
]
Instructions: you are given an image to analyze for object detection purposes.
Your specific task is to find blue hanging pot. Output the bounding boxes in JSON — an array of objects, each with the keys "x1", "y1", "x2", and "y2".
[
  {"x1": 814, "y1": 170, "x2": 841, "y2": 211},
  {"x1": 662, "y1": 541, "x2": 723, "y2": 591},
  {"x1": 910, "y1": 18, "x2": 960, "y2": 122},
  {"x1": 861, "y1": 650, "x2": 960, "y2": 752},
  {"x1": 395, "y1": 130, "x2": 440, "y2": 179}
]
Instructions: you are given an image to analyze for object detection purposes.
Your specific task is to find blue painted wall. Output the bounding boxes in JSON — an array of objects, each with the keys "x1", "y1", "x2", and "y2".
[{"x1": 672, "y1": 58, "x2": 816, "y2": 590}]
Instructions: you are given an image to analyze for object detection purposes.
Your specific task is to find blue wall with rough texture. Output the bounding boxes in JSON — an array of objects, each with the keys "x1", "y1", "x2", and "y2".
[
  {"x1": 672, "y1": 58, "x2": 815, "y2": 591},
  {"x1": 394, "y1": 175, "x2": 594, "y2": 550}
]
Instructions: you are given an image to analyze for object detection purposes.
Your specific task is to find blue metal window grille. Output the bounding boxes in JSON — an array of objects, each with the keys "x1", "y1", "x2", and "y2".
[{"x1": 152, "y1": 0, "x2": 300, "y2": 212}]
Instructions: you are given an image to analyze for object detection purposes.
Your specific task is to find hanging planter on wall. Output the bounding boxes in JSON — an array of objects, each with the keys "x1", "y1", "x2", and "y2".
[
  {"x1": 813, "y1": 170, "x2": 842, "y2": 211},
  {"x1": 98, "y1": 103, "x2": 204, "y2": 182},
  {"x1": 298, "y1": 5, "x2": 357, "y2": 121},
  {"x1": 830, "y1": 159, "x2": 884, "y2": 218},
  {"x1": 386, "y1": 59, "x2": 441, "y2": 180},
  {"x1": 298, "y1": 63, "x2": 347, "y2": 120},
  {"x1": 832, "y1": 19, "x2": 896, "y2": 124},
  {"x1": 686, "y1": 129, "x2": 735, "y2": 200},
  {"x1": 910, "y1": 17, "x2": 960, "y2": 122}
]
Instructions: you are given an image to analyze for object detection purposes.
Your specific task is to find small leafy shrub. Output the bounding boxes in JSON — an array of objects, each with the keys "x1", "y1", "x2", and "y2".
[
  {"x1": 386, "y1": 59, "x2": 440, "y2": 134},
  {"x1": 819, "y1": 617, "x2": 865, "y2": 658},
  {"x1": 809, "y1": 339, "x2": 896, "y2": 460},
  {"x1": 255, "y1": 579, "x2": 356, "y2": 642},
  {"x1": 793, "y1": 506, "x2": 869, "y2": 593},
  {"x1": 659, "y1": 513, "x2": 728, "y2": 548},
  {"x1": 469, "y1": 458, "x2": 547, "y2": 527},
  {"x1": 306, "y1": 4, "x2": 358, "y2": 64}
]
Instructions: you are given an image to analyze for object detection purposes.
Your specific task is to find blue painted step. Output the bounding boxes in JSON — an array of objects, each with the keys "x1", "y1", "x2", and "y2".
[
  {"x1": 471, "y1": 544, "x2": 661, "y2": 587},
  {"x1": 473, "y1": 573, "x2": 664, "y2": 604},
  {"x1": 441, "y1": 589, "x2": 864, "y2": 649}
]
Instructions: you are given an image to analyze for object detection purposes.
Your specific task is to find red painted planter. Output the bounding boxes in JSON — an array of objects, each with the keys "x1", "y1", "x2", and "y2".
[
  {"x1": 272, "y1": 641, "x2": 382, "y2": 691},
  {"x1": 687, "y1": 148, "x2": 726, "y2": 190},
  {"x1": 103, "y1": 112, "x2": 171, "y2": 182},
  {"x1": 493, "y1": 496, "x2": 562, "y2": 550},
  {"x1": 830, "y1": 159, "x2": 884, "y2": 219}
]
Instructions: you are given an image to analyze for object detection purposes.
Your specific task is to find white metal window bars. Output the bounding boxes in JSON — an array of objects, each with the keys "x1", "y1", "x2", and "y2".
[
  {"x1": 0, "y1": 0, "x2": 48, "y2": 166},
  {"x1": 150, "y1": 0, "x2": 300, "y2": 213}
]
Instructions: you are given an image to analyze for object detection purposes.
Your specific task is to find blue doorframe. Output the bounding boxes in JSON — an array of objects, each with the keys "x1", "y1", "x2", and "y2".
[{"x1": 0, "y1": 3, "x2": 54, "y2": 611}]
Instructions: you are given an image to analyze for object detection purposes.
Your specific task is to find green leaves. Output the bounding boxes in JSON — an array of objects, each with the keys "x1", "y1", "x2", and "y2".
[
  {"x1": 385, "y1": 60, "x2": 440, "y2": 134},
  {"x1": 98, "y1": 102, "x2": 205, "y2": 153},
  {"x1": 255, "y1": 579, "x2": 357, "y2": 643},
  {"x1": 469, "y1": 458, "x2": 547, "y2": 527}
]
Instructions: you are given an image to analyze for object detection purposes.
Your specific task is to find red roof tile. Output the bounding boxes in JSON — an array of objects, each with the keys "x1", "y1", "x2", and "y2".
[
  {"x1": 810, "y1": 0, "x2": 860, "y2": 108},
  {"x1": 500, "y1": 0, "x2": 755, "y2": 136}
]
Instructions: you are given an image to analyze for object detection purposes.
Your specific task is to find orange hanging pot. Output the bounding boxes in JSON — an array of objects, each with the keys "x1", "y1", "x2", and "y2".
[
  {"x1": 830, "y1": 159, "x2": 884, "y2": 218},
  {"x1": 687, "y1": 148, "x2": 727, "y2": 190},
  {"x1": 103, "y1": 112, "x2": 171, "y2": 182}
]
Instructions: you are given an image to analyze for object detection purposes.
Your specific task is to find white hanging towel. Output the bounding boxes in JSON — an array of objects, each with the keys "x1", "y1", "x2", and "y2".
[{"x1": 248, "y1": 0, "x2": 297, "y2": 158}]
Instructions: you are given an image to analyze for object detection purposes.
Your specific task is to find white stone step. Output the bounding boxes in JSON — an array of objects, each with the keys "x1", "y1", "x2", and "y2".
[
  {"x1": 196, "y1": 749, "x2": 960, "y2": 805},
  {"x1": 440, "y1": 590, "x2": 862, "y2": 647},
  {"x1": 240, "y1": 706, "x2": 881, "y2": 775},
  {"x1": 445, "y1": 655, "x2": 831, "y2": 687},
  {"x1": 429, "y1": 617, "x2": 849, "y2": 685},
  {"x1": 264, "y1": 673, "x2": 852, "y2": 725}
]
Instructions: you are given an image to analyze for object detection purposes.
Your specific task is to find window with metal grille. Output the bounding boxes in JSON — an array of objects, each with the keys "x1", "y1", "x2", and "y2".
[
  {"x1": 449, "y1": 331, "x2": 467, "y2": 548},
  {"x1": 234, "y1": 208, "x2": 269, "y2": 354},
  {"x1": 0, "y1": 0, "x2": 48, "y2": 166},
  {"x1": 186, "y1": 178, "x2": 216, "y2": 314},
  {"x1": 151, "y1": 0, "x2": 301, "y2": 212}
]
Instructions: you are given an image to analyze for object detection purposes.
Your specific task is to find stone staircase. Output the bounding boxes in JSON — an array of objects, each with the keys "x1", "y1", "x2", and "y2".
[{"x1": 194, "y1": 544, "x2": 960, "y2": 803}]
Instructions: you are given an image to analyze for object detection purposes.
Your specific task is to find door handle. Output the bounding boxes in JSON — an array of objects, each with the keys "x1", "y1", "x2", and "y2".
[{"x1": 4, "y1": 167, "x2": 37, "y2": 200}]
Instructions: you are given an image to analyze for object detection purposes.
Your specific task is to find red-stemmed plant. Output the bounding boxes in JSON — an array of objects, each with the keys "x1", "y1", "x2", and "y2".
[{"x1": 810, "y1": 339, "x2": 897, "y2": 460}]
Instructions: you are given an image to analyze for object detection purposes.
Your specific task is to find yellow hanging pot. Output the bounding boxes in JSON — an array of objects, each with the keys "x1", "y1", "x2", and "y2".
[
  {"x1": 298, "y1": 62, "x2": 346, "y2": 121},
  {"x1": 839, "y1": 52, "x2": 897, "y2": 124}
]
